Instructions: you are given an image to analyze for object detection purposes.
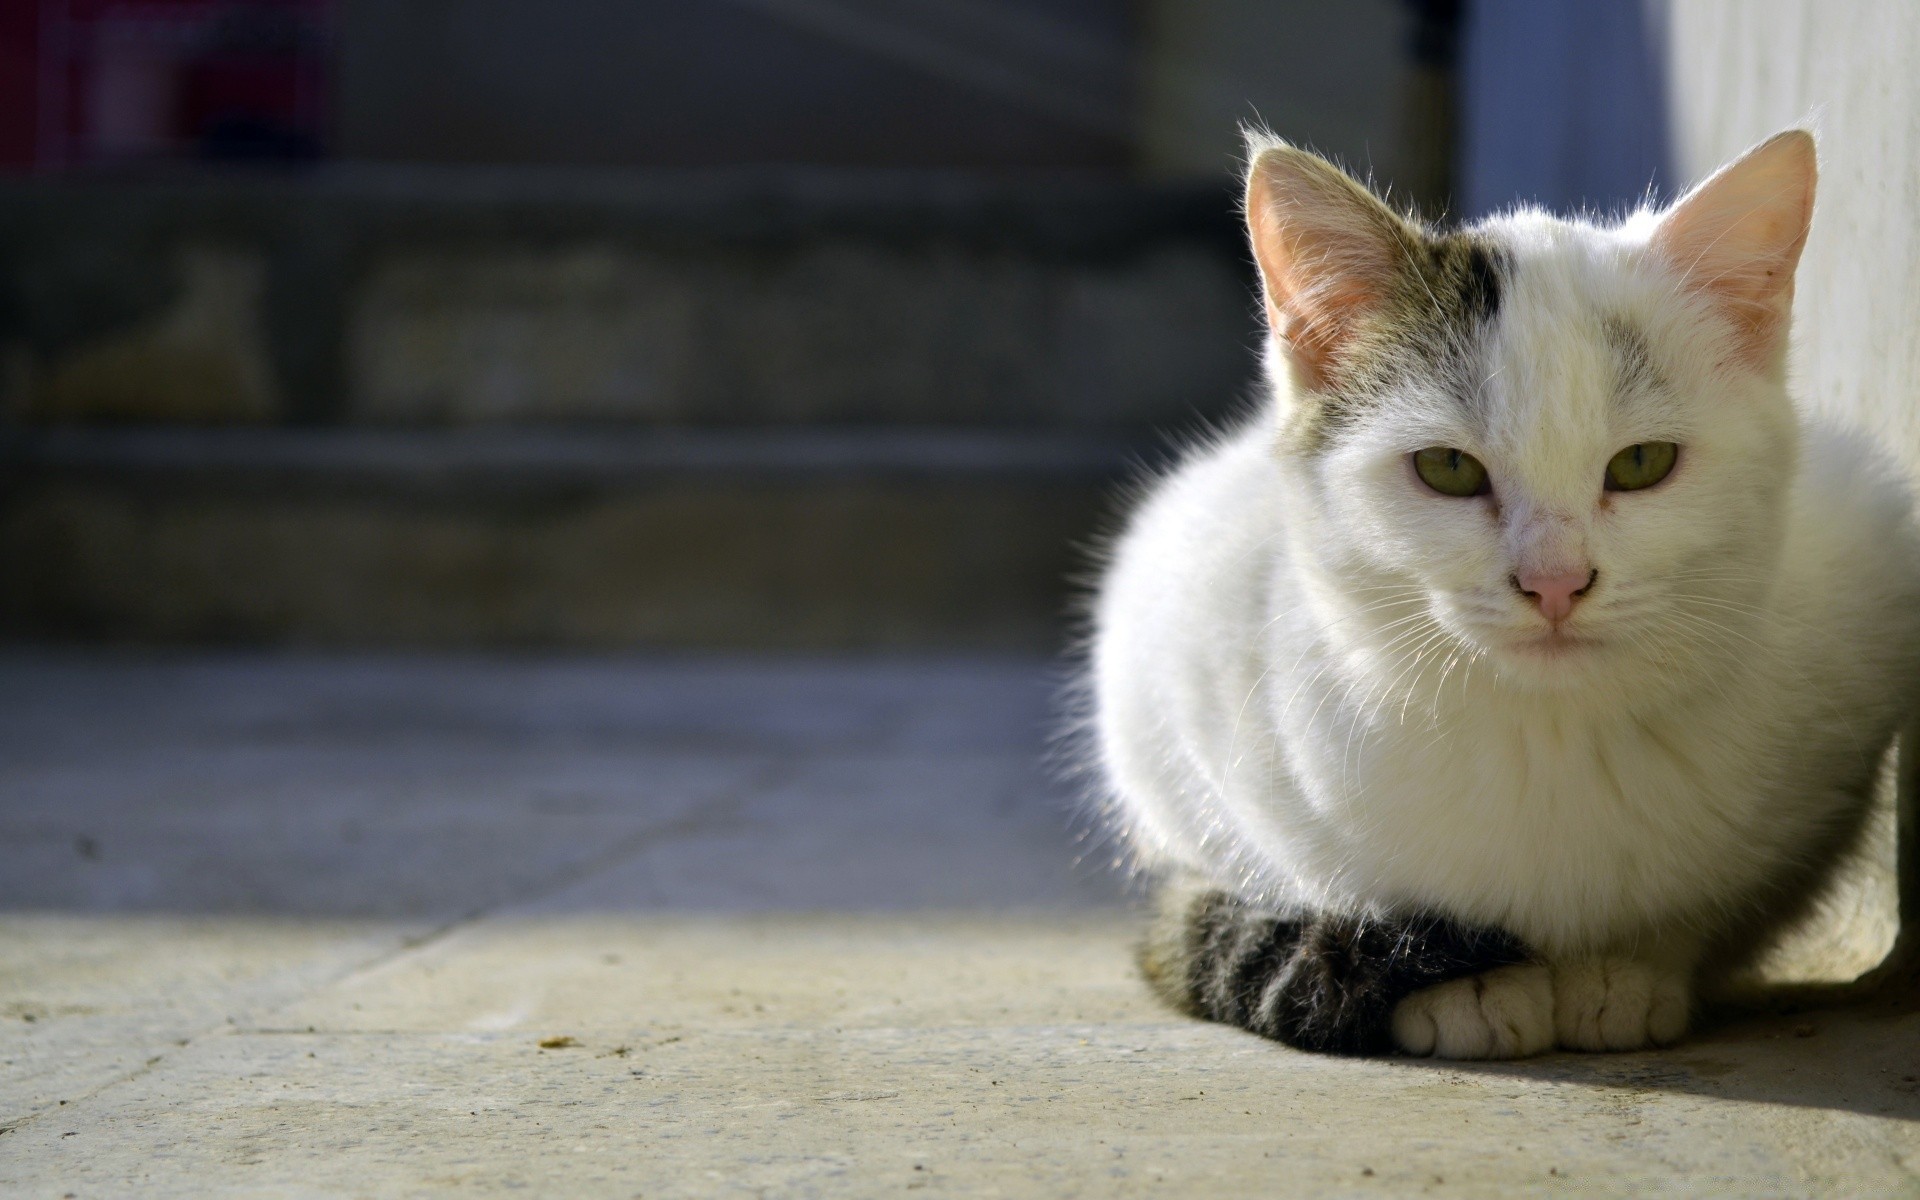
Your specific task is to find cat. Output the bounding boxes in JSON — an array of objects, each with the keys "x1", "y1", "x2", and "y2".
[{"x1": 1085, "y1": 128, "x2": 1920, "y2": 1058}]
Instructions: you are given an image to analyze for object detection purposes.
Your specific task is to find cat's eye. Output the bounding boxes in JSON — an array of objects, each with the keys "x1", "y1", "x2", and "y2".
[
  {"x1": 1412, "y1": 447, "x2": 1491, "y2": 497},
  {"x1": 1604, "y1": 441, "x2": 1679, "y2": 491}
]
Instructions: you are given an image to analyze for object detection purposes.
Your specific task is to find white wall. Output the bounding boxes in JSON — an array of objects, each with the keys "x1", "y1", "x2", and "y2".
[{"x1": 1666, "y1": 0, "x2": 1920, "y2": 478}]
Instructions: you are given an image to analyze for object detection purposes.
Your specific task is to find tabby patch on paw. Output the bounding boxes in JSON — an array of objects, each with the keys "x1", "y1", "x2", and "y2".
[{"x1": 1390, "y1": 965, "x2": 1555, "y2": 1059}]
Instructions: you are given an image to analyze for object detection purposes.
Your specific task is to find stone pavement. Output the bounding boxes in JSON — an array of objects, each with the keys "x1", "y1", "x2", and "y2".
[{"x1": 0, "y1": 651, "x2": 1915, "y2": 1197}]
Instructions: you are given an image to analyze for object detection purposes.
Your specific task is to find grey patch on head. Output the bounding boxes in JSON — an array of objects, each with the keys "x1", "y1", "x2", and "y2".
[
  {"x1": 1415, "y1": 234, "x2": 1505, "y2": 332},
  {"x1": 1412, "y1": 234, "x2": 1508, "y2": 419},
  {"x1": 1603, "y1": 315, "x2": 1663, "y2": 396},
  {"x1": 1293, "y1": 229, "x2": 1509, "y2": 449}
]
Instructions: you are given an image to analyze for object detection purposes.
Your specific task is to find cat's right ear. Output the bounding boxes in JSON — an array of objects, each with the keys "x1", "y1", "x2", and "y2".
[{"x1": 1244, "y1": 139, "x2": 1411, "y2": 390}]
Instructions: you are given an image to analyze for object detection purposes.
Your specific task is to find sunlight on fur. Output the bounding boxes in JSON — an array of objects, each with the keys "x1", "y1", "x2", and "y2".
[{"x1": 1087, "y1": 128, "x2": 1919, "y2": 1059}]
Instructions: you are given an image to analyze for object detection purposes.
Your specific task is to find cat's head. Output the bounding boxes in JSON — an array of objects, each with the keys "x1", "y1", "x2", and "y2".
[{"x1": 1245, "y1": 131, "x2": 1816, "y2": 691}]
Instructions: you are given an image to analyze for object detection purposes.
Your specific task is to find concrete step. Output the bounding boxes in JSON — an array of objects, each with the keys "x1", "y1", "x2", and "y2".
[
  {"x1": 0, "y1": 167, "x2": 1255, "y2": 430},
  {"x1": 0, "y1": 426, "x2": 1158, "y2": 650}
]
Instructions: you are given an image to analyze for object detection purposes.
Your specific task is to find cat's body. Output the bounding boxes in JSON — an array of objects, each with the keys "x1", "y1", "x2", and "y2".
[{"x1": 1089, "y1": 131, "x2": 1920, "y2": 1057}]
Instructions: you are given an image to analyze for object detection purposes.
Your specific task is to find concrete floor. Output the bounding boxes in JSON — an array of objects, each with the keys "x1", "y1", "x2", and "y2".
[{"x1": 0, "y1": 652, "x2": 1916, "y2": 1197}]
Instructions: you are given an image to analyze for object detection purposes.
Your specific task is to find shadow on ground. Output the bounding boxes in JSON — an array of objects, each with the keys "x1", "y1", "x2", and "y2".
[{"x1": 1393, "y1": 1005, "x2": 1920, "y2": 1121}]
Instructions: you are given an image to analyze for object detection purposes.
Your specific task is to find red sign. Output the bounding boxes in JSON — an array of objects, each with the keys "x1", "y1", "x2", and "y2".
[{"x1": 1, "y1": 0, "x2": 334, "y2": 169}]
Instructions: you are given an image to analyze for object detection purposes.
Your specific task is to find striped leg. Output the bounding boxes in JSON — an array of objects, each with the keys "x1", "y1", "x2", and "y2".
[{"x1": 1141, "y1": 882, "x2": 1538, "y2": 1056}]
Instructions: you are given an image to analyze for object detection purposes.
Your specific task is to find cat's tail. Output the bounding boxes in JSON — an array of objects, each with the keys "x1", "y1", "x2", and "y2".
[{"x1": 1141, "y1": 875, "x2": 1536, "y2": 1055}]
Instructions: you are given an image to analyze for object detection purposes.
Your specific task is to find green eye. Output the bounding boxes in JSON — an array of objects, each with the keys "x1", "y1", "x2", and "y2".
[
  {"x1": 1413, "y1": 447, "x2": 1491, "y2": 497},
  {"x1": 1604, "y1": 441, "x2": 1679, "y2": 491}
]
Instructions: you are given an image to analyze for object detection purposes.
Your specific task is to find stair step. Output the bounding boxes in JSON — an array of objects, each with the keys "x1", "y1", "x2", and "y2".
[
  {"x1": 1, "y1": 427, "x2": 1159, "y2": 650},
  {"x1": 0, "y1": 168, "x2": 1254, "y2": 430},
  {"x1": 0, "y1": 425, "x2": 1140, "y2": 486}
]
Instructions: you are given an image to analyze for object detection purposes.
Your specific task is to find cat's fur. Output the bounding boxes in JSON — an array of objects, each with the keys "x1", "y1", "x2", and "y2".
[{"x1": 1088, "y1": 129, "x2": 1920, "y2": 1058}]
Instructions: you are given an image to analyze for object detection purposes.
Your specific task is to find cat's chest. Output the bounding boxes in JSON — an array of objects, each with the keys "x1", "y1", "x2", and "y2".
[
  {"x1": 1366, "y1": 704, "x2": 1742, "y2": 825},
  {"x1": 1278, "y1": 691, "x2": 1777, "y2": 940},
  {"x1": 1276, "y1": 659, "x2": 1757, "y2": 822}
]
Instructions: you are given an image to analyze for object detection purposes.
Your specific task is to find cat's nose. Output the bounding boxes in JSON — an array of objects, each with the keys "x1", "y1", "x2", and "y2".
[{"x1": 1513, "y1": 569, "x2": 1596, "y2": 622}]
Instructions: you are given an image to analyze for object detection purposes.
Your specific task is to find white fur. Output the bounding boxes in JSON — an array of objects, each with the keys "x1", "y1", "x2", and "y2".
[
  {"x1": 1091, "y1": 144, "x2": 1920, "y2": 1057},
  {"x1": 1391, "y1": 964, "x2": 1555, "y2": 1059}
]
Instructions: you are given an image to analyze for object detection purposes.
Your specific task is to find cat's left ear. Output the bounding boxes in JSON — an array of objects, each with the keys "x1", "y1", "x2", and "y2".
[{"x1": 1651, "y1": 129, "x2": 1816, "y2": 369}]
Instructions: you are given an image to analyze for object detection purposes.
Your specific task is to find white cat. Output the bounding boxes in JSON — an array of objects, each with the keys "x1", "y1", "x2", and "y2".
[{"x1": 1090, "y1": 129, "x2": 1920, "y2": 1058}]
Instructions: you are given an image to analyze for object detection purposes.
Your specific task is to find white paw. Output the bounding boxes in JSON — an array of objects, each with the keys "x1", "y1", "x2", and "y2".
[
  {"x1": 1390, "y1": 964, "x2": 1555, "y2": 1059},
  {"x1": 1551, "y1": 959, "x2": 1690, "y2": 1051}
]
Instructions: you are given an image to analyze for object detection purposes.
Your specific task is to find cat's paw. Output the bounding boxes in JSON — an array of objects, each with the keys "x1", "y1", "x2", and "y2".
[
  {"x1": 1550, "y1": 959, "x2": 1690, "y2": 1051},
  {"x1": 1390, "y1": 964, "x2": 1555, "y2": 1059}
]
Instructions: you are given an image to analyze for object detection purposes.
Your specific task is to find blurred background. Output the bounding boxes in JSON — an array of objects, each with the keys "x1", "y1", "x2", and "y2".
[{"x1": 0, "y1": 0, "x2": 1677, "y2": 651}]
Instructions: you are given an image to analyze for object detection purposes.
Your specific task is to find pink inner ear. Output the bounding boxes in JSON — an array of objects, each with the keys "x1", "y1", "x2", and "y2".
[
  {"x1": 1652, "y1": 131, "x2": 1816, "y2": 369},
  {"x1": 1245, "y1": 150, "x2": 1404, "y2": 390}
]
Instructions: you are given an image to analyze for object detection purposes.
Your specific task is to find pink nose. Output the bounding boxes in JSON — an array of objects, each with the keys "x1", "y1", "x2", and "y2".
[{"x1": 1514, "y1": 569, "x2": 1595, "y2": 622}]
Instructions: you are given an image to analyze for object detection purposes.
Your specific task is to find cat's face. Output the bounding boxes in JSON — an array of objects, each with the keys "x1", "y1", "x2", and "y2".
[
  {"x1": 1246, "y1": 132, "x2": 1815, "y2": 691},
  {"x1": 1314, "y1": 218, "x2": 1797, "y2": 688}
]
